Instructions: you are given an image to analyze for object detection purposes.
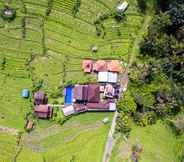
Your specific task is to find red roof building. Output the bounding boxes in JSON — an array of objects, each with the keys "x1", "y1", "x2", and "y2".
[
  {"x1": 87, "y1": 101, "x2": 109, "y2": 111},
  {"x1": 93, "y1": 60, "x2": 107, "y2": 72},
  {"x1": 107, "y1": 60, "x2": 123, "y2": 73},
  {"x1": 34, "y1": 105, "x2": 53, "y2": 119},
  {"x1": 82, "y1": 60, "x2": 93, "y2": 73},
  {"x1": 73, "y1": 85, "x2": 88, "y2": 101},
  {"x1": 87, "y1": 84, "x2": 100, "y2": 103},
  {"x1": 34, "y1": 91, "x2": 48, "y2": 105}
]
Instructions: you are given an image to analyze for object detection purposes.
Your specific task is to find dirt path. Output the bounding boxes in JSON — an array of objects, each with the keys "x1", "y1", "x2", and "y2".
[
  {"x1": 103, "y1": 111, "x2": 118, "y2": 162},
  {"x1": 128, "y1": 15, "x2": 152, "y2": 69},
  {"x1": 102, "y1": 14, "x2": 152, "y2": 162},
  {"x1": 0, "y1": 125, "x2": 19, "y2": 136}
]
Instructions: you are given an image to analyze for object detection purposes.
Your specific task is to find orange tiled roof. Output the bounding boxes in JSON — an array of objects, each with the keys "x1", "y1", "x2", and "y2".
[
  {"x1": 107, "y1": 60, "x2": 123, "y2": 73},
  {"x1": 82, "y1": 60, "x2": 93, "y2": 73},
  {"x1": 93, "y1": 60, "x2": 107, "y2": 72}
]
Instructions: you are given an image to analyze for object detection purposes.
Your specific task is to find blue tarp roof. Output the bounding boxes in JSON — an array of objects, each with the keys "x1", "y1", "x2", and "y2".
[
  {"x1": 64, "y1": 86, "x2": 73, "y2": 105},
  {"x1": 22, "y1": 89, "x2": 29, "y2": 98}
]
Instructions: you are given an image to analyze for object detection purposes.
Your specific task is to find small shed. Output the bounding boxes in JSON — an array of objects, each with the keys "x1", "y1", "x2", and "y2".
[
  {"x1": 62, "y1": 105, "x2": 75, "y2": 116},
  {"x1": 22, "y1": 89, "x2": 29, "y2": 98},
  {"x1": 91, "y1": 46, "x2": 98, "y2": 52},
  {"x1": 116, "y1": 1, "x2": 129, "y2": 14},
  {"x1": 109, "y1": 102, "x2": 116, "y2": 111},
  {"x1": 26, "y1": 120, "x2": 34, "y2": 130},
  {"x1": 102, "y1": 117, "x2": 109, "y2": 124},
  {"x1": 82, "y1": 60, "x2": 93, "y2": 73},
  {"x1": 1, "y1": 7, "x2": 16, "y2": 21}
]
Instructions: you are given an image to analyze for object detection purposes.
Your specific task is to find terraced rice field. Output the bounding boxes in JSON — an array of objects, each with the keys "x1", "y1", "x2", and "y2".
[
  {"x1": 0, "y1": 0, "x2": 145, "y2": 161},
  {"x1": 0, "y1": 0, "x2": 144, "y2": 129}
]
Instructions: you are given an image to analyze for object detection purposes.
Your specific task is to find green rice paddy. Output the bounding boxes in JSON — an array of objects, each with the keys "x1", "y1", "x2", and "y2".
[{"x1": 0, "y1": 0, "x2": 145, "y2": 161}]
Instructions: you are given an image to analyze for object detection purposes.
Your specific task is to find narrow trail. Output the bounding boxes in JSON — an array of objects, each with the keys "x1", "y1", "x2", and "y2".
[
  {"x1": 0, "y1": 125, "x2": 19, "y2": 136},
  {"x1": 128, "y1": 14, "x2": 152, "y2": 69},
  {"x1": 102, "y1": 14, "x2": 152, "y2": 162}
]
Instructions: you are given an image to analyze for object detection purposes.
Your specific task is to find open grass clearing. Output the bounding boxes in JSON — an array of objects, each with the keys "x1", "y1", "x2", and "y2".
[
  {"x1": 110, "y1": 120, "x2": 184, "y2": 162},
  {"x1": 17, "y1": 112, "x2": 114, "y2": 162}
]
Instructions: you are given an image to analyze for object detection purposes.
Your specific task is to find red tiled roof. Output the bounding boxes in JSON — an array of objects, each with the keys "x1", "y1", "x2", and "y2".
[
  {"x1": 82, "y1": 60, "x2": 93, "y2": 73},
  {"x1": 34, "y1": 91, "x2": 48, "y2": 105},
  {"x1": 73, "y1": 85, "x2": 88, "y2": 101},
  {"x1": 34, "y1": 105, "x2": 53, "y2": 118},
  {"x1": 107, "y1": 60, "x2": 123, "y2": 73},
  {"x1": 26, "y1": 121, "x2": 33, "y2": 129},
  {"x1": 93, "y1": 60, "x2": 107, "y2": 72},
  {"x1": 87, "y1": 101, "x2": 109, "y2": 110},
  {"x1": 34, "y1": 105, "x2": 49, "y2": 113},
  {"x1": 87, "y1": 84, "x2": 100, "y2": 103}
]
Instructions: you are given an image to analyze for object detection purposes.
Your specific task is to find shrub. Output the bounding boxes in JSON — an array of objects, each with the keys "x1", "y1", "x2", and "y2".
[
  {"x1": 0, "y1": 57, "x2": 6, "y2": 70},
  {"x1": 134, "y1": 112, "x2": 157, "y2": 126},
  {"x1": 50, "y1": 87, "x2": 63, "y2": 99},
  {"x1": 116, "y1": 112, "x2": 131, "y2": 136},
  {"x1": 1, "y1": 6, "x2": 16, "y2": 21},
  {"x1": 46, "y1": 0, "x2": 53, "y2": 16},
  {"x1": 52, "y1": 108, "x2": 67, "y2": 125},
  {"x1": 21, "y1": 17, "x2": 26, "y2": 38},
  {"x1": 114, "y1": 13, "x2": 126, "y2": 22},
  {"x1": 32, "y1": 79, "x2": 44, "y2": 93},
  {"x1": 95, "y1": 23, "x2": 103, "y2": 37},
  {"x1": 117, "y1": 91, "x2": 137, "y2": 115},
  {"x1": 154, "y1": 104, "x2": 169, "y2": 117},
  {"x1": 168, "y1": 115, "x2": 184, "y2": 135},
  {"x1": 72, "y1": 0, "x2": 81, "y2": 17},
  {"x1": 131, "y1": 143, "x2": 143, "y2": 162}
]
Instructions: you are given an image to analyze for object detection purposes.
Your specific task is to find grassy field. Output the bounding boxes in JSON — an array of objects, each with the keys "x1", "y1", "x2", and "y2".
[
  {"x1": 0, "y1": 132, "x2": 17, "y2": 162},
  {"x1": 0, "y1": 0, "x2": 144, "y2": 129},
  {"x1": 110, "y1": 120, "x2": 184, "y2": 162},
  {"x1": 16, "y1": 112, "x2": 113, "y2": 162}
]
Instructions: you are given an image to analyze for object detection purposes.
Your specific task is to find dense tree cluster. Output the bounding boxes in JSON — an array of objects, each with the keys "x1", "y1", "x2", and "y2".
[
  {"x1": 140, "y1": 0, "x2": 184, "y2": 86},
  {"x1": 116, "y1": 0, "x2": 184, "y2": 136}
]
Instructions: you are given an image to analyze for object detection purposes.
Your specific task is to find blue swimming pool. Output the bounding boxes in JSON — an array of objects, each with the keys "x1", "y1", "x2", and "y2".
[{"x1": 64, "y1": 86, "x2": 73, "y2": 105}]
